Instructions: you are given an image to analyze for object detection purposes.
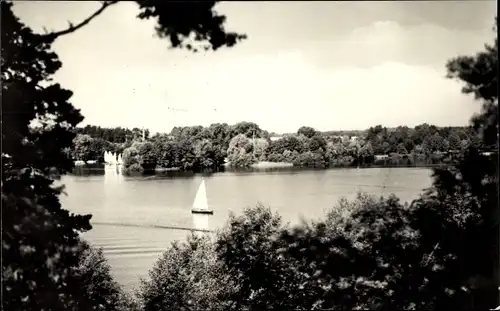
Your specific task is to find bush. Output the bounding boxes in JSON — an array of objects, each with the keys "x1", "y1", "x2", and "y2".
[
  {"x1": 227, "y1": 134, "x2": 255, "y2": 167},
  {"x1": 282, "y1": 149, "x2": 299, "y2": 163},
  {"x1": 138, "y1": 234, "x2": 236, "y2": 311},
  {"x1": 122, "y1": 143, "x2": 143, "y2": 173},
  {"x1": 215, "y1": 205, "x2": 303, "y2": 310},
  {"x1": 73, "y1": 241, "x2": 140, "y2": 311},
  {"x1": 266, "y1": 152, "x2": 285, "y2": 163},
  {"x1": 292, "y1": 151, "x2": 326, "y2": 168}
]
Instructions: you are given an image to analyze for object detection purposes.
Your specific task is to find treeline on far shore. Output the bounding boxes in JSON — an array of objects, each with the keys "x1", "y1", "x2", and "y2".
[{"x1": 68, "y1": 122, "x2": 491, "y2": 174}]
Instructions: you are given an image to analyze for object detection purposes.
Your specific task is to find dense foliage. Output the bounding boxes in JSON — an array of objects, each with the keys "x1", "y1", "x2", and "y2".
[
  {"x1": 73, "y1": 241, "x2": 139, "y2": 311},
  {"x1": 138, "y1": 235, "x2": 237, "y2": 311},
  {"x1": 72, "y1": 121, "x2": 482, "y2": 172},
  {"x1": 2, "y1": 2, "x2": 91, "y2": 309}
]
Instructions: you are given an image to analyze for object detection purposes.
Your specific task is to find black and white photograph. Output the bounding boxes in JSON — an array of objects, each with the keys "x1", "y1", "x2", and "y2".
[{"x1": 2, "y1": 0, "x2": 498, "y2": 310}]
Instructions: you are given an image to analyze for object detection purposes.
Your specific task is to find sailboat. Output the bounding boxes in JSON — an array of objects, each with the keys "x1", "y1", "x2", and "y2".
[{"x1": 191, "y1": 178, "x2": 213, "y2": 214}]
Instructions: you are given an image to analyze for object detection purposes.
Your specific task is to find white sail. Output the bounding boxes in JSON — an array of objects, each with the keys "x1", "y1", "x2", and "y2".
[
  {"x1": 105, "y1": 151, "x2": 111, "y2": 164},
  {"x1": 192, "y1": 179, "x2": 209, "y2": 211}
]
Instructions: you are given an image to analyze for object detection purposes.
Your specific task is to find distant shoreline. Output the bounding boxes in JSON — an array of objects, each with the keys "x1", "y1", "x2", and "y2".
[
  {"x1": 154, "y1": 167, "x2": 181, "y2": 172},
  {"x1": 70, "y1": 163, "x2": 446, "y2": 176}
]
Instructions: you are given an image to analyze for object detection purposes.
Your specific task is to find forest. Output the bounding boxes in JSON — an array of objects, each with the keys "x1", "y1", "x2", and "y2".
[{"x1": 70, "y1": 122, "x2": 484, "y2": 172}]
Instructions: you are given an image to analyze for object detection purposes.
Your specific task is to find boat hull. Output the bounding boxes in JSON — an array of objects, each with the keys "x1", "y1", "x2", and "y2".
[{"x1": 191, "y1": 209, "x2": 214, "y2": 215}]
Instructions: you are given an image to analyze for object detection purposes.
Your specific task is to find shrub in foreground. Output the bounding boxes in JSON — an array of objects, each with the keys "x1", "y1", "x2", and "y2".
[
  {"x1": 138, "y1": 234, "x2": 237, "y2": 311},
  {"x1": 73, "y1": 241, "x2": 140, "y2": 311}
]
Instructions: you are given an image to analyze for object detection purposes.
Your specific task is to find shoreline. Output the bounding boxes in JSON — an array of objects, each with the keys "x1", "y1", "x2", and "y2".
[
  {"x1": 250, "y1": 161, "x2": 294, "y2": 168},
  {"x1": 71, "y1": 163, "x2": 443, "y2": 175}
]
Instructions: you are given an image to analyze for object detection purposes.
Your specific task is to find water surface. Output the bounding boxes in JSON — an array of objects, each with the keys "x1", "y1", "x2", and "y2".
[{"x1": 61, "y1": 166, "x2": 433, "y2": 291}]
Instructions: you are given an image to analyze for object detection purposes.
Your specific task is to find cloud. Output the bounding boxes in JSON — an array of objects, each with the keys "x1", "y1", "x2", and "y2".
[
  {"x1": 12, "y1": 2, "x2": 489, "y2": 133},
  {"x1": 305, "y1": 20, "x2": 496, "y2": 69},
  {"x1": 158, "y1": 52, "x2": 480, "y2": 133},
  {"x1": 55, "y1": 27, "x2": 482, "y2": 134}
]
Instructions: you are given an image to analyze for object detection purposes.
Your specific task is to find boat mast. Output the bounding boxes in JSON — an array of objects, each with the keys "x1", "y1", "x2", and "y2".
[{"x1": 253, "y1": 130, "x2": 257, "y2": 158}]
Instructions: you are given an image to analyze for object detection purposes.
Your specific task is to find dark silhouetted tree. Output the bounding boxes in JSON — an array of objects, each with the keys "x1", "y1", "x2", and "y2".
[
  {"x1": 446, "y1": 18, "x2": 497, "y2": 148},
  {"x1": 2, "y1": 2, "x2": 91, "y2": 309},
  {"x1": 2, "y1": 0, "x2": 246, "y2": 309}
]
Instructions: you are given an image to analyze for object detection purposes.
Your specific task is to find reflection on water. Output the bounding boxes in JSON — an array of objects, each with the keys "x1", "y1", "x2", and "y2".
[
  {"x1": 104, "y1": 165, "x2": 124, "y2": 185},
  {"x1": 193, "y1": 214, "x2": 210, "y2": 232},
  {"x1": 62, "y1": 166, "x2": 434, "y2": 291}
]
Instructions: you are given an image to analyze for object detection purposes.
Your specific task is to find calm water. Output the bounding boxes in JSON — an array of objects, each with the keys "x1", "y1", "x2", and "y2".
[{"x1": 60, "y1": 166, "x2": 433, "y2": 292}]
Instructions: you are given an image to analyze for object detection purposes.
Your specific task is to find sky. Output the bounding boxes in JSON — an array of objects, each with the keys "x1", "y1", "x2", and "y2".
[{"x1": 13, "y1": 1, "x2": 497, "y2": 134}]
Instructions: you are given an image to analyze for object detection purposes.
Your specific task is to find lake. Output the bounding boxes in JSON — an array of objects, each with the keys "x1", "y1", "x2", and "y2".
[{"x1": 60, "y1": 166, "x2": 434, "y2": 292}]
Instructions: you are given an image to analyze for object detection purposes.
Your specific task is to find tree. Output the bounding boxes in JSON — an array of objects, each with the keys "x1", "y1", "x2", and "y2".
[
  {"x1": 297, "y1": 126, "x2": 318, "y2": 139},
  {"x1": 230, "y1": 121, "x2": 263, "y2": 138},
  {"x1": 358, "y1": 141, "x2": 374, "y2": 163},
  {"x1": 74, "y1": 241, "x2": 140, "y2": 311},
  {"x1": 208, "y1": 123, "x2": 231, "y2": 160},
  {"x1": 448, "y1": 132, "x2": 462, "y2": 151},
  {"x1": 412, "y1": 123, "x2": 434, "y2": 146},
  {"x1": 227, "y1": 134, "x2": 254, "y2": 167},
  {"x1": 292, "y1": 150, "x2": 326, "y2": 168},
  {"x1": 268, "y1": 135, "x2": 304, "y2": 155},
  {"x1": 366, "y1": 125, "x2": 385, "y2": 141},
  {"x1": 194, "y1": 138, "x2": 215, "y2": 168},
  {"x1": 175, "y1": 138, "x2": 196, "y2": 170},
  {"x1": 441, "y1": 17, "x2": 498, "y2": 308},
  {"x1": 423, "y1": 132, "x2": 446, "y2": 153},
  {"x1": 446, "y1": 18, "x2": 498, "y2": 148},
  {"x1": 122, "y1": 142, "x2": 144, "y2": 173},
  {"x1": 2, "y1": 2, "x2": 92, "y2": 309},
  {"x1": 396, "y1": 142, "x2": 408, "y2": 155},
  {"x1": 215, "y1": 205, "x2": 300, "y2": 310},
  {"x1": 469, "y1": 130, "x2": 484, "y2": 149},
  {"x1": 251, "y1": 138, "x2": 269, "y2": 161},
  {"x1": 72, "y1": 134, "x2": 95, "y2": 162},
  {"x1": 2, "y1": 0, "x2": 247, "y2": 307},
  {"x1": 381, "y1": 141, "x2": 391, "y2": 154},
  {"x1": 139, "y1": 234, "x2": 236, "y2": 311},
  {"x1": 138, "y1": 141, "x2": 157, "y2": 172},
  {"x1": 183, "y1": 126, "x2": 204, "y2": 141},
  {"x1": 282, "y1": 149, "x2": 299, "y2": 163},
  {"x1": 154, "y1": 140, "x2": 178, "y2": 169},
  {"x1": 308, "y1": 135, "x2": 327, "y2": 152}
]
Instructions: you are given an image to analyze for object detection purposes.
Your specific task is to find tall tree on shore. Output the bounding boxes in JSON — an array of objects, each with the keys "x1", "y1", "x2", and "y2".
[
  {"x1": 446, "y1": 18, "x2": 498, "y2": 148},
  {"x1": 433, "y1": 16, "x2": 498, "y2": 308}
]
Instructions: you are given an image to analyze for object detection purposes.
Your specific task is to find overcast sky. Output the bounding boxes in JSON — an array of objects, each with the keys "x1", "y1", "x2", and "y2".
[{"x1": 13, "y1": 1, "x2": 496, "y2": 134}]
